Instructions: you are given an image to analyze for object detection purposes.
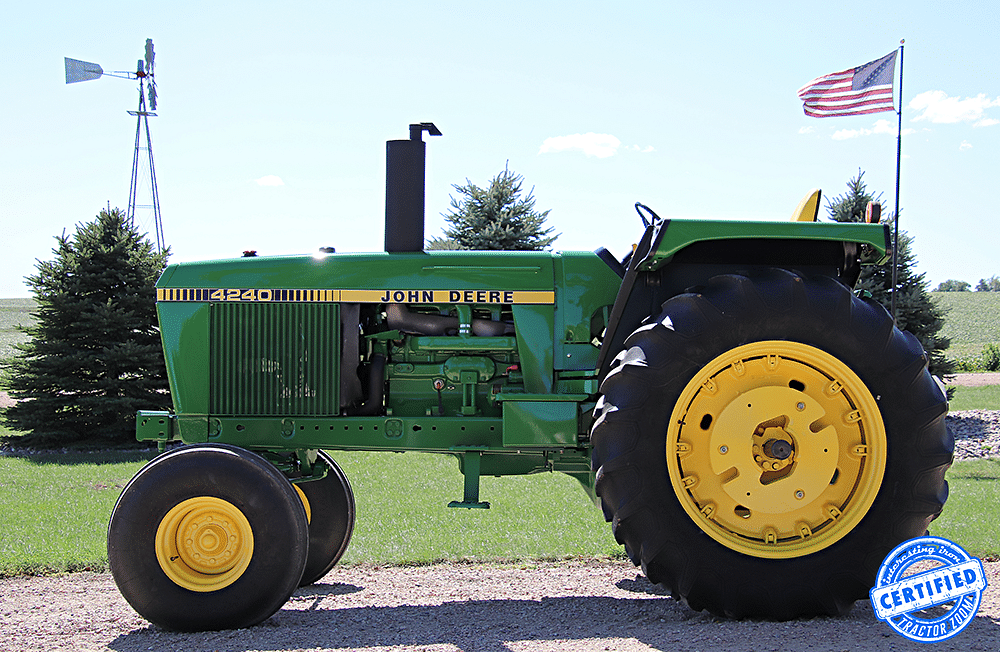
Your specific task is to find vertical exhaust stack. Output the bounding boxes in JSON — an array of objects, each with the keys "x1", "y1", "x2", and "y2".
[{"x1": 385, "y1": 122, "x2": 442, "y2": 252}]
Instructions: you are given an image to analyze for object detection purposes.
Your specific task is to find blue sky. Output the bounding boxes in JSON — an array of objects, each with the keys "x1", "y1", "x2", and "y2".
[{"x1": 2, "y1": 1, "x2": 997, "y2": 297}]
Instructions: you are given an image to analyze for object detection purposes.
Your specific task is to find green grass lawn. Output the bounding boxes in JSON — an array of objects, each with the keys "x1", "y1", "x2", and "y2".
[
  {"x1": 949, "y1": 385, "x2": 1000, "y2": 411},
  {"x1": 0, "y1": 298, "x2": 34, "y2": 363},
  {"x1": 932, "y1": 291, "x2": 1000, "y2": 360},
  {"x1": 335, "y1": 450, "x2": 620, "y2": 565},
  {"x1": 0, "y1": 449, "x2": 154, "y2": 575},
  {"x1": 929, "y1": 458, "x2": 1000, "y2": 560}
]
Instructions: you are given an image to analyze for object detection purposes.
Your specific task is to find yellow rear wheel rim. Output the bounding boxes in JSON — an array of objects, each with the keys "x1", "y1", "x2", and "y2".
[
  {"x1": 666, "y1": 341, "x2": 886, "y2": 559},
  {"x1": 155, "y1": 497, "x2": 254, "y2": 592}
]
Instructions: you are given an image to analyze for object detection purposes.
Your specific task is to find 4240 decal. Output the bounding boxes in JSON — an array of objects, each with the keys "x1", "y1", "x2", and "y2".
[{"x1": 156, "y1": 288, "x2": 555, "y2": 305}]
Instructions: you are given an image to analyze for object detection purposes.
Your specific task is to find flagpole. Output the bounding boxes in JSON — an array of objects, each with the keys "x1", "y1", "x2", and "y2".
[{"x1": 891, "y1": 39, "x2": 904, "y2": 321}]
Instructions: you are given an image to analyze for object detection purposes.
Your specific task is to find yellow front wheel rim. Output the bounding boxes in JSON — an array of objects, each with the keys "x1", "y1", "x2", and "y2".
[
  {"x1": 666, "y1": 341, "x2": 886, "y2": 559},
  {"x1": 155, "y1": 497, "x2": 255, "y2": 592},
  {"x1": 293, "y1": 483, "x2": 312, "y2": 524}
]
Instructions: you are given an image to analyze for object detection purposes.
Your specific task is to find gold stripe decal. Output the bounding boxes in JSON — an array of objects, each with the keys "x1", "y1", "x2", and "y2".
[{"x1": 156, "y1": 288, "x2": 555, "y2": 304}]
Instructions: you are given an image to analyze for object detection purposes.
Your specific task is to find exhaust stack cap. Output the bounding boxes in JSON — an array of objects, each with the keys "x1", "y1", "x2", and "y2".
[
  {"x1": 384, "y1": 122, "x2": 442, "y2": 253},
  {"x1": 410, "y1": 122, "x2": 442, "y2": 141}
]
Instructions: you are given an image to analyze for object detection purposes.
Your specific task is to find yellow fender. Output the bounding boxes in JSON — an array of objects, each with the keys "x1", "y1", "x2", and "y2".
[{"x1": 790, "y1": 188, "x2": 822, "y2": 222}]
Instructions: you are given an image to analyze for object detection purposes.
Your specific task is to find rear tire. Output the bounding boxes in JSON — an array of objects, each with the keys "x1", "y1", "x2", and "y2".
[
  {"x1": 108, "y1": 444, "x2": 309, "y2": 631},
  {"x1": 591, "y1": 269, "x2": 952, "y2": 619},
  {"x1": 297, "y1": 451, "x2": 356, "y2": 586}
]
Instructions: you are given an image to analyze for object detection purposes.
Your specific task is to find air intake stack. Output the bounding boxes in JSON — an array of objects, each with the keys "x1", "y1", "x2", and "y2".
[{"x1": 384, "y1": 122, "x2": 442, "y2": 252}]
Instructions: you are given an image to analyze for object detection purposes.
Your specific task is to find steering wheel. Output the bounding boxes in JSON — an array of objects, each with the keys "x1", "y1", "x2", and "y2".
[{"x1": 634, "y1": 202, "x2": 663, "y2": 228}]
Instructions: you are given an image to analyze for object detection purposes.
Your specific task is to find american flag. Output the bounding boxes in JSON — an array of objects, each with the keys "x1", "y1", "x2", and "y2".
[{"x1": 797, "y1": 51, "x2": 898, "y2": 118}]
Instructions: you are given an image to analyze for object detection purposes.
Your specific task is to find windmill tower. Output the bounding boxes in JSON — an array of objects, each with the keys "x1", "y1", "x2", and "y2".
[{"x1": 64, "y1": 39, "x2": 164, "y2": 252}]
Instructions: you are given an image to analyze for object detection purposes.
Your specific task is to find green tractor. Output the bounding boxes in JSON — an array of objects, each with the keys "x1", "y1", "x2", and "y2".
[{"x1": 109, "y1": 123, "x2": 951, "y2": 630}]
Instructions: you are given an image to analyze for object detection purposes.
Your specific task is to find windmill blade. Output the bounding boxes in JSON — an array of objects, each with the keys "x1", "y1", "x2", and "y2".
[
  {"x1": 64, "y1": 57, "x2": 104, "y2": 84},
  {"x1": 144, "y1": 39, "x2": 157, "y2": 110}
]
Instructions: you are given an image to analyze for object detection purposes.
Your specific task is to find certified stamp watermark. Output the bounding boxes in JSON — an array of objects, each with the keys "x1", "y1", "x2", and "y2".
[{"x1": 870, "y1": 536, "x2": 986, "y2": 643}]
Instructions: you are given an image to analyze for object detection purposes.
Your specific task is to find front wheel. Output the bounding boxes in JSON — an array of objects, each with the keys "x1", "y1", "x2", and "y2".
[
  {"x1": 108, "y1": 444, "x2": 309, "y2": 631},
  {"x1": 297, "y1": 451, "x2": 356, "y2": 586},
  {"x1": 591, "y1": 269, "x2": 952, "y2": 619}
]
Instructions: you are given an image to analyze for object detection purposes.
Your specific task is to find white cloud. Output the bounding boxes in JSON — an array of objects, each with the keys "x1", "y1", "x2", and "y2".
[
  {"x1": 798, "y1": 126, "x2": 815, "y2": 134},
  {"x1": 909, "y1": 90, "x2": 1000, "y2": 126},
  {"x1": 831, "y1": 120, "x2": 914, "y2": 140},
  {"x1": 872, "y1": 119, "x2": 896, "y2": 135},
  {"x1": 960, "y1": 140, "x2": 973, "y2": 151},
  {"x1": 539, "y1": 133, "x2": 622, "y2": 158},
  {"x1": 255, "y1": 175, "x2": 285, "y2": 187}
]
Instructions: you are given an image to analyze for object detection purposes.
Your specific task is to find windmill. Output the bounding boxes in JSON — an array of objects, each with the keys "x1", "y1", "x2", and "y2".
[{"x1": 64, "y1": 39, "x2": 165, "y2": 252}]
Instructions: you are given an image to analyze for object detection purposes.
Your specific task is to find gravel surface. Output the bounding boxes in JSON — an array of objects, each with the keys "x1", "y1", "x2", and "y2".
[
  {"x1": 949, "y1": 410, "x2": 1000, "y2": 460},
  {"x1": 3, "y1": 559, "x2": 1000, "y2": 652}
]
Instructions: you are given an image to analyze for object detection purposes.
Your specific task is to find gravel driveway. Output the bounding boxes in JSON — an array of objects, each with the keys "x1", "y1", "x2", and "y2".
[{"x1": 3, "y1": 559, "x2": 1000, "y2": 652}]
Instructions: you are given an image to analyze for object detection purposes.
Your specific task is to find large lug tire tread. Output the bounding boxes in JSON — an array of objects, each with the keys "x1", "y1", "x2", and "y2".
[
  {"x1": 591, "y1": 269, "x2": 952, "y2": 619},
  {"x1": 298, "y1": 451, "x2": 356, "y2": 587},
  {"x1": 108, "y1": 444, "x2": 309, "y2": 631}
]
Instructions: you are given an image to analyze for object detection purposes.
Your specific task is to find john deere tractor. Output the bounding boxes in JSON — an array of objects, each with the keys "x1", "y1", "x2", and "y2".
[{"x1": 109, "y1": 123, "x2": 951, "y2": 631}]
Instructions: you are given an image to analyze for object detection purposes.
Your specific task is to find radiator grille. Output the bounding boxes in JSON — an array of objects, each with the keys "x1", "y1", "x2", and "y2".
[{"x1": 210, "y1": 302, "x2": 339, "y2": 416}]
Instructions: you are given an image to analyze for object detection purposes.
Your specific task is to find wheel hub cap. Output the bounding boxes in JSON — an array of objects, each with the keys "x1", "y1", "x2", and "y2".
[
  {"x1": 155, "y1": 496, "x2": 255, "y2": 592},
  {"x1": 666, "y1": 341, "x2": 886, "y2": 558}
]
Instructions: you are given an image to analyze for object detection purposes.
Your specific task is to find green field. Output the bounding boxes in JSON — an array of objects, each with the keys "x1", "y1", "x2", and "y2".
[
  {"x1": 0, "y1": 298, "x2": 34, "y2": 362},
  {"x1": 932, "y1": 290, "x2": 1000, "y2": 360}
]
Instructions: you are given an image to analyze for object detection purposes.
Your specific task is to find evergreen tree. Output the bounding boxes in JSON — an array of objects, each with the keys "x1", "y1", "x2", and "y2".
[
  {"x1": 825, "y1": 172, "x2": 954, "y2": 381},
  {"x1": 3, "y1": 209, "x2": 171, "y2": 444},
  {"x1": 425, "y1": 235, "x2": 462, "y2": 250},
  {"x1": 440, "y1": 165, "x2": 558, "y2": 250}
]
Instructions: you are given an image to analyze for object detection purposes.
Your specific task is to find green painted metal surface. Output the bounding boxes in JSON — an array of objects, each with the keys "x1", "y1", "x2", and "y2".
[
  {"x1": 501, "y1": 400, "x2": 580, "y2": 447},
  {"x1": 642, "y1": 218, "x2": 890, "y2": 271}
]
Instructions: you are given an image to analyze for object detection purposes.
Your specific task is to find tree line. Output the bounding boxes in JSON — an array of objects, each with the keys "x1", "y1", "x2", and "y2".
[{"x1": 935, "y1": 277, "x2": 1000, "y2": 292}]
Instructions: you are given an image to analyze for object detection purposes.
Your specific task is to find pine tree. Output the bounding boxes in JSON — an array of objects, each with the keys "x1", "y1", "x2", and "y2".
[
  {"x1": 825, "y1": 172, "x2": 954, "y2": 381},
  {"x1": 3, "y1": 209, "x2": 171, "y2": 444},
  {"x1": 440, "y1": 165, "x2": 558, "y2": 250}
]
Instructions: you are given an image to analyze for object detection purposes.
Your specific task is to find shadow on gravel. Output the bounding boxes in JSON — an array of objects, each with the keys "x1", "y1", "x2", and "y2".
[
  {"x1": 615, "y1": 575, "x2": 670, "y2": 596},
  {"x1": 106, "y1": 584, "x2": 1000, "y2": 652}
]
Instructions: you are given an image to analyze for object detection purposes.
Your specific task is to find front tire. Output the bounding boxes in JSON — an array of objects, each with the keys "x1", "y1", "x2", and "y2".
[
  {"x1": 108, "y1": 444, "x2": 309, "y2": 631},
  {"x1": 297, "y1": 451, "x2": 356, "y2": 587},
  {"x1": 591, "y1": 269, "x2": 951, "y2": 619}
]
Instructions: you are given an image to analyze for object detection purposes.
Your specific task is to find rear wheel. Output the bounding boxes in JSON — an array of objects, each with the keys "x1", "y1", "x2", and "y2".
[
  {"x1": 591, "y1": 269, "x2": 952, "y2": 618},
  {"x1": 297, "y1": 451, "x2": 356, "y2": 586},
  {"x1": 108, "y1": 444, "x2": 309, "y2": 631}
]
